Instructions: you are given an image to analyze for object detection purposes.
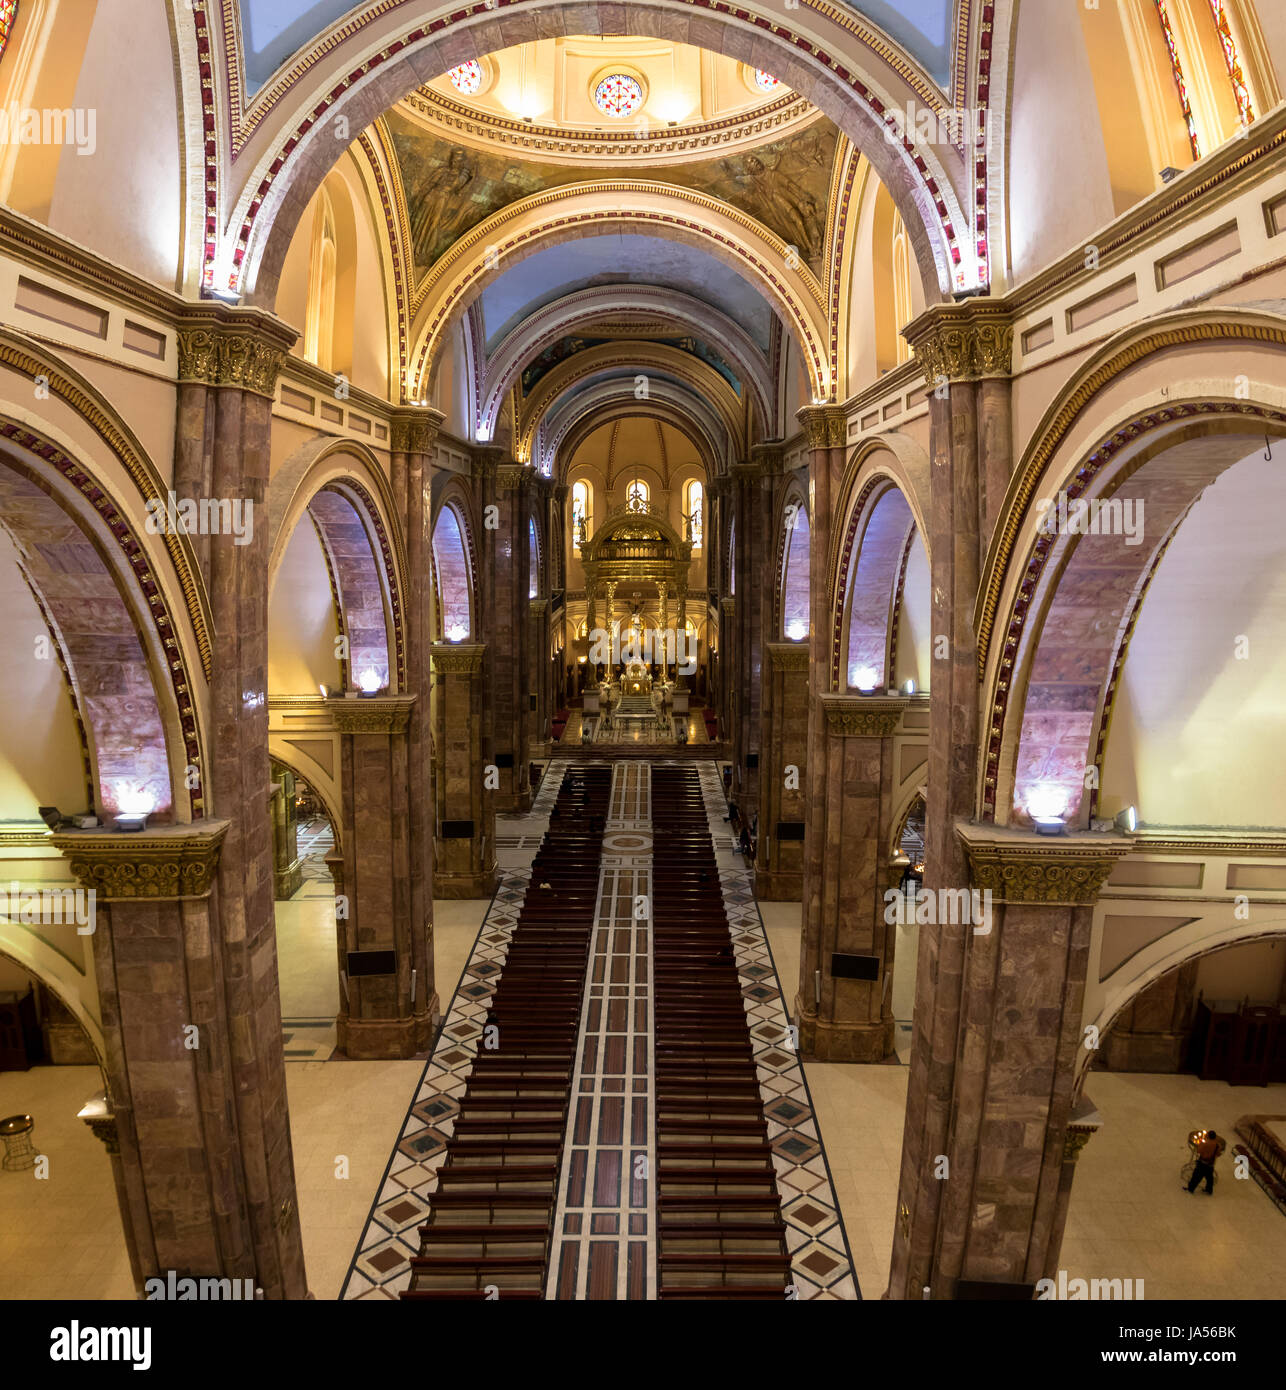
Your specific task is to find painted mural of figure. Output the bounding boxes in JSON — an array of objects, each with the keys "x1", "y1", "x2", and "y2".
[{"x1": 410, "y1": 148, "x2": 476, "y2": 266}]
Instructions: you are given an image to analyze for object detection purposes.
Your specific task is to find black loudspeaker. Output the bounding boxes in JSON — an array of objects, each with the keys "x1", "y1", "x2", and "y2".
[
  {"x1": 347, "y1": 950, "x2": 397, "y2": 978},
  {"x1": 776, "y1": 822, "x2": 806, "y2": 841},
  {"x1": 529, "y1": 694, "x2": 537, "y2": 711},
  {"x1": 831, "y1": 952, "x2": 880, "y2": 981},
  {"x1": 495, "y1": 753, "x2": 515, "y2": 769},
  {"x1": 745, "y1": 753, "x2": 759, "y2": 770},
  {"x1": 441, "y1": 820, "x2": 474, "y2": 839}
]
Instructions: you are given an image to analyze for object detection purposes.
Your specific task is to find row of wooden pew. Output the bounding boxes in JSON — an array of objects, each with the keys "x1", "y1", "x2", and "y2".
[
  {"x1": 650, "y1": 766, "x2": 793, "y2": 1299},
  {"x1": 402, "y1": 767, "x2": 611, "y2": 1299}
]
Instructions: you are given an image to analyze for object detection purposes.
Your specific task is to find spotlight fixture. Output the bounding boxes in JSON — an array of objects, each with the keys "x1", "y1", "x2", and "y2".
[
  {"x1": 1159, "y1": 166, "x2": 1181, "y2": 183},
  {"x1": 357, "y1": 670, "x2": 384, "y2": 696},
  {"x1": 113, "y1": 812, "x2": 149, "y2": 833},
  {"x1": 903, "y1": 678, "x2": 917, "y2": 695},
  {"x1": 1114, "y1": 805, "x2": 1139, "y2": 833},
  {"x1": 318, "y1": 684, "x2": 329, "y2": 698},
  {"x1": 1027, "y1": 784, "x2": 1069, "y2": 836}
]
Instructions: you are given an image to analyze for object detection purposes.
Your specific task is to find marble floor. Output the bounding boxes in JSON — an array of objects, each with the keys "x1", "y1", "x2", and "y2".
[{"x1": 3, "y1": 800, "x2": 1284, "y2": 1300}]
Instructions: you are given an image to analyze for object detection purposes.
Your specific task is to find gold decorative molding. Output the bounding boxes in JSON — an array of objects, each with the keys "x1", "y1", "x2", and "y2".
[
  {"x1": 720, "y1": 597, "x2": 736, "y2": 617},
  {"x1": 1130, "y1": 832, "x2": 1286, "y2": 857},
  {"x1": 751, "y1": 443, "x2": 786, "y2": 476},
  {"x1": 1064, "y1": 1127, "x2": 1094, "y2": 1163},
  {"x1": 955, "y1": 822, "x2": 1134, "y2": 905},
  {"x1": 767, "y1": 642, "x2": 810, "y2": 672},
  {"x1": 51, "y1": 821, "x2": 230, "y2": 900},
  {"x1": 904, "y1": 301, "x2": 1014, "y2": 386},
  {"x1": 176, "y1": 318, "x2": 292, "y2": 397},
  {"x1": 431, "y1": 643, "x2": 485, "y2": 675},
  {"x1": 329, "y1": 694, "x2": 416, "y2": 734},
  {"x1": 0, "y1": 824, "x2": 52, "y2": 848},
  {"x1": 496, "y1": 463, "x2": 530, "y2": 492},
  {"x1": 529, "y1": 598, "x2": 549, "y2": 617},
  {"x1": 390, "y1": 407, "x2": 445, "y2": 454},
  {"x1": 797, "y1": 405, "x2": 848, "y2": 449},
  {"x1": 821, "y1": 694, "x2": 907, "y2": 737}
]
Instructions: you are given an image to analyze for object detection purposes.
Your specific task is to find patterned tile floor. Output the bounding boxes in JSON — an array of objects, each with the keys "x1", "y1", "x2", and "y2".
[{"x1": 339, "y1": 756, "x2": 856, "y2": 1299}]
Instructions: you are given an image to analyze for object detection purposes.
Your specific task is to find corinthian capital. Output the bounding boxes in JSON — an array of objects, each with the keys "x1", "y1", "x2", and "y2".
[
  {"x1": 796, "y1": 405, "x2": 848, "y2": 450},
  {"x1": 903, "y1": 301, "x2": 1013, "y2": 387}
]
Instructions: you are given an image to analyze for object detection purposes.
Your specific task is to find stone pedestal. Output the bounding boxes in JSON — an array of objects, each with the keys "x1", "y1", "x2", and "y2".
[
  {"x1": 331, "y1": 696, "x2": 437, "y2": 1059},
  {"x1": 755, "y1": 643, "x2": 809, "y2": 901},
  {"x1": 797, "y1": 696, "x2": 907, "y2": 1061},
  {"x1": 55, "y1": 823, "x2": 311, "y2": 1297},
  {"x1": 431, "y1": 643, "x2": 497, "y2": 899}
]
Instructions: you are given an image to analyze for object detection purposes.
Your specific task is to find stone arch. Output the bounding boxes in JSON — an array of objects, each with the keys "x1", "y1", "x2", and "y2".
[
  {"x1": 221, "y1": 2, "x2": 973, "y2": 312},
  {"x1": 775, "y1": 478, "x2": 811, "y2": 642},
  {"x1": 0, "y1": 942, "x2": 106, "y2": 1070},
  {"x1": 480, "y1": 286, "x2": 777, "y2": 440},
  {"x1": 548, "y1": 387, "x2": 727, "y2": 484},
  {"x1": 979, "y1": 308, "x2": 1286, "y2": 825},
  {"x1": 403, "y1": 189, "x2": 832, "y2": 402},
  {"x1": 0, "y1": 432, "x2": 196, "y2": 822},
  {"x1": 267, "y1": 439, "x2": 407, "y2": 693}
]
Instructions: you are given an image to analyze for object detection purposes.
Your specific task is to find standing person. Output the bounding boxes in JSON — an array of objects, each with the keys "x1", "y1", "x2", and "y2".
[
  {"x1": 738, "y1": 825, "x2": 751, "y2": 858},
  {"x1": 1186, "y1": 1129, "x2": 1224, "y2": 1194}
]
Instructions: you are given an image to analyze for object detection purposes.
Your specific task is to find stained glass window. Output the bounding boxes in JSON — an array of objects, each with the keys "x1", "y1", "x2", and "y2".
[
  {"x1": 572, "y1": 481, "x2": 591, "y2": 551},
  {"x1": 0, "y1": 0, "x2": 18, "y2": 62},
  {"x1": 448, "y1": 61, "x2": 483, "y2": 96},
  {"x1": 593, "y1": 73, "x2": 645, "y2": 119},
  {"x1": 1207, "y1": 0, "x2": 1254, "y2": 125},
  {"x1": 753, "y1": 69, "x2": 781, "y2": 93},
  {"x1": 625, "y1": 479, "x2": 649, "y2": 511},
  {"x1": 1155, "y1": 0, "x2": 1201, "y2": 160},
  {"x1": 685, "y1": 480, "x2": 703, "y2": 550}
]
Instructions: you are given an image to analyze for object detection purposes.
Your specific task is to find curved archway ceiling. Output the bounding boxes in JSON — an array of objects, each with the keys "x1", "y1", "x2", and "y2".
[
  {"x1": 386, "y1": 108, "x2": 839, "y2": 279},
  {"x1": 236, "y1": 3, "x2": 954, "y2": 97},
  {"x1": 478, "y1": 235, "x2": 776, "y2": 354}
]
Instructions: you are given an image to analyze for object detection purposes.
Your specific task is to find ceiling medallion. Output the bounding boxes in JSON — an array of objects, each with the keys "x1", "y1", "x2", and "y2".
[{"x1": 593, "y1": 72, "x2": 647, "y2": 119}]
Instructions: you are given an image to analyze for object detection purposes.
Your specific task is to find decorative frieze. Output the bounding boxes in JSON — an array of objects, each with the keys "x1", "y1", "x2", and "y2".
[
  {"x1": 903, "y1": 301, "x2": 1014, "y2": 385},
  {"x1": 431, "y1": 643, "x2": 485, "y2": 675},
  {"x1": 496, "y1": 463, "x2": 530, "y2": 492},
  {"x1": 330, "y1": 694, "x2": 416, "y2": 734},
  {"x1": 955, "y1": 821, "x2": 1134, "y2": 904},
  {"x1": 51, "y1": 821, "x2": 230, "y2": 900},
  {"x1": 820, "y1": 694, "x2": 907, "y2": 737}
]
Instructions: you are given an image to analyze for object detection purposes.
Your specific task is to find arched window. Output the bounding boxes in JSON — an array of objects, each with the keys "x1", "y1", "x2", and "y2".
[
  {"x1": 305, "y1": 188, "x2": 337, "y2": 372},
  {"x1": 0, "y1": 2, "x2": 18, "y2": 63},
  {"x1": 891, "y1": 210, "x2": 912, "y2": 366},
  {"x1": 432, "y1": 505, "x2": 472, "y2": 642},
  {"x1": 528, "y1": 517, "x2": 539, "y2": 599},
  {"x1": 571, "y1": 480, "x2": 591, "y2": 552},
  {"x1": 625, "y1": 478, "x2": 649, "y2": 511},
  {"x1": 780, "y1": 501, "x2": 810, "y2": 641},
  {"x1": 684, "y1": 479, "x2": 704, "y2": 550}
]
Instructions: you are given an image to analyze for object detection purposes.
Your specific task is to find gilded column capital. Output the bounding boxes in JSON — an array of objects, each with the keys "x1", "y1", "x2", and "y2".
[
  {"x1": 390, "y1": 407, "x2": 445, "y2": 455},
  {"x1": 751, "y1": 442, "x2": 786, "y2": 476},
  {"x1": 955, "y1": 821, "x2": 1133, "y2": 904},
  {"x1": 470, "y1": 445, "x2": 509, "y2": 480},
  {"x1": 329, "y1": 693, "x2": 417, "y2": 734},
  {"x1": 820, "y1": 694, "x2": 907, "y2": 736},
  {"x1": 51, "y1": 821, "x2": 230, "y2": 900},
  {"x1": 529, "y1": 598, "x2": 548, "y2": 616},
  {"x1": 1063, "y1": 1097, "x2": 1102, "y2": 1163},
  {"x1": 766, "y1": 641, "x2": 810, "y2": 672},
  {"x1": 77, "y1": 1094, "x2": 119, "y2": 1155},
  {"x1": 720, "y1": 596, "x2": 735, "y2": 616},
  {"x1": 796, "y1": 405, "x2": 848, "y2": 450},
  {"x1": 175, "y1": 307, "x2": 294, "y2": 397},
  {"x1": 496, "y1": 463, "x2": 531, "y2": 492},
  {"x1": 903, "y1": 300, "x2": 1014, "y2": 386},
  {"x1": 431, "y1": 642, "x2": 485, "y2": 674},
  {"x1": 730, "y1": 458, "x2": 763, "y2": 483}
]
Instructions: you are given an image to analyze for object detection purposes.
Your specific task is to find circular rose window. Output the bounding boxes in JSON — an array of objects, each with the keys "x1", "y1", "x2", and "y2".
[
  {"x1": 754, "y1": 69, "x2": 781, "y2": 92},
  {"x1": 593, "y1": 73, "x2": 645, "y2": 118},
  {"x1": 448, "y1": 61, "x2": 483, "y2": 96}
]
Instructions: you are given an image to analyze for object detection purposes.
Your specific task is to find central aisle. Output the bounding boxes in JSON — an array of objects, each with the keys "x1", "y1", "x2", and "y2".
[{"x1": 341, "y1": 757, "x2": 856, "y2": 1300}]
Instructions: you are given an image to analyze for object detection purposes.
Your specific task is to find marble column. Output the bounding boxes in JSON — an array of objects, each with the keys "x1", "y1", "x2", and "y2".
[
  {"x1": 892, "y1": 824, "x2": 1131, "y2": 1296},
  {"x1": 755, "y1": 643, "x2": 810, "y2": 901},
  {"x1": 796, "y1": 696, "x2": 907, "y2": 1060},
  {"x1": 474, "y1": 452, "x2": 532, "y2": 813},
  {"x1": 331, "y1": 695, "x2": 436, "y2": 1058},
  {"x1": 730, "y1": 458, "x2": 765, "y2": 820},
  {"x1": 53, "y1": 823, "x2": 311, "y2": 1295},
  {"x1": 390, "y1": 408, "x2": 443, "y2": 1061},
  {"x1": 885, "y1": 303, "x2": 1015, "y2": 1300},
  {"x1": 171, "y1": 308, "x2": 306, "y2": 1298},
  {"x1": 269, "y1": 762, "x2": 302, "y2": 900},
  {"x1": 529, "y1": 597, "x2": 550, "y2": 752},
  {"x1": 431, "y1": 643, "x2": 496, "y2": 898}
]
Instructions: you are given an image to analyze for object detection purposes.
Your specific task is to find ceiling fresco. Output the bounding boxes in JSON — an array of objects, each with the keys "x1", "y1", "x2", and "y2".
[{"x1": 386, "y1": 109, "x2": 840, "y2": 276}]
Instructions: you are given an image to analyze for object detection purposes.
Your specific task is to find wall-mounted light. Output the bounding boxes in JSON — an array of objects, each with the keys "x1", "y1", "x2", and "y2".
[
  {"x1": 446, "y1": 623, "x2": 468, "y2": 643},
  {"x1": 1114, "y1": 805, "x2": 1139, "y2": 833},
  {"x1": 850, "y1": 664, "x2": 880, "y2": 694},
  {"x1": 357, "y1": 670, "x2": 383, "y2": 696},
  {"x1": 318, "y1": 683, "x2": 329, "y2": 698},
  {"x1": 785, "y1": 619, "x2": 808, "y2": 642},
  {"x1": 903, "y1": 678, "x2": 917, "y2": 695},
  {"x1": 1027, "y1": 784, "x2": 1069, "y2": 836}
]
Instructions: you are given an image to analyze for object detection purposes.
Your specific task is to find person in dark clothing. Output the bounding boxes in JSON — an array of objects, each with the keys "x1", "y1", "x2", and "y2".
[
  {"x1": 738, "y1": 826, "x2": 751, "y2": 857},
  {"x1": 1186, "y1": 1129, "x2": 1224, "y2": 1193}
]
